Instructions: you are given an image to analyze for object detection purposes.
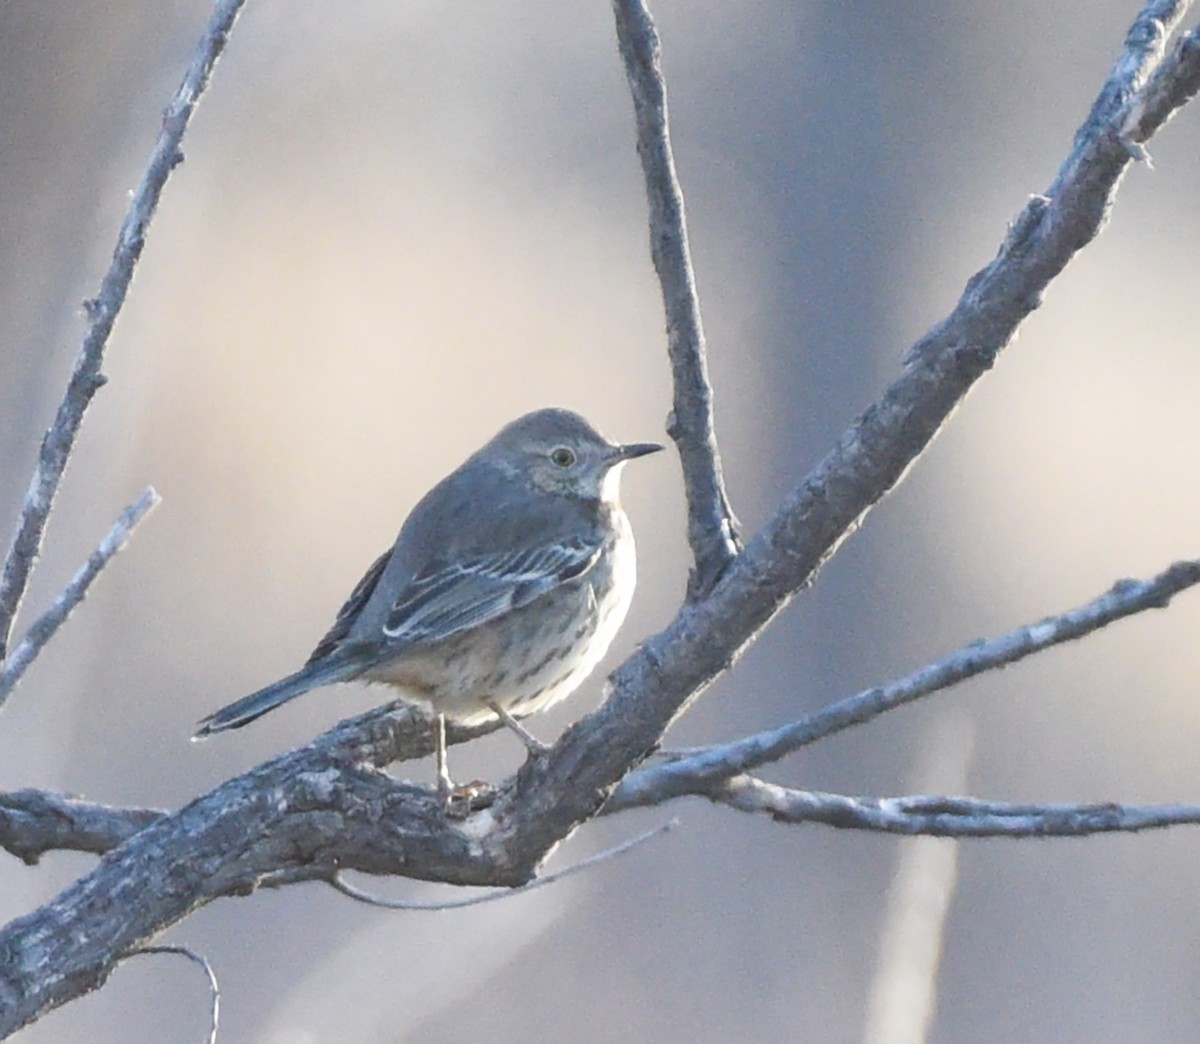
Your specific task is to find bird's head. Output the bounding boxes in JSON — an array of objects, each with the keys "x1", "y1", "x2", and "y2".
[{"x1": 487, "y1": 408, "x2": 662, "y2": 502}]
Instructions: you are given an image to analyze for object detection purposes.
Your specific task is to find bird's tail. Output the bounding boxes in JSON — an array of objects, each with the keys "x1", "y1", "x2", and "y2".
[{"x1": 193, "y1": 656, "x2": 361, "y2": 739}]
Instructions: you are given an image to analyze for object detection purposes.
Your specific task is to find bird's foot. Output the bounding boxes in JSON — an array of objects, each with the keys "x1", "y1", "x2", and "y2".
[{"x1": 440, "y1": 778, "x2": 496, "y2": 819}]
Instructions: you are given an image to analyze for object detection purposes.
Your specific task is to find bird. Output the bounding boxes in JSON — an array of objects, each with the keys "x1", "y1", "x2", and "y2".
[{"x1": 194, "y1": 407, "x2": 662, "y2": 795}]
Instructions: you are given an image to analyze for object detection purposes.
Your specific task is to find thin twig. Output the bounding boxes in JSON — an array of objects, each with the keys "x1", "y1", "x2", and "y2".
[
  {"x1": 132, "y1": 945, "x2": 220, "y2": 1044},
  {"x1": 611, "y1": 0, "x2": 741, "y2": 599},
  {"x1": 328, "y1": 818, "x2": 678, "y2": 911},
  {"x1": 0, "y1": 0, "x2": 247, "y2": 662},
  {"x1": 608, "y1": 559, "x2": 1200, "y2": 812},
  {"x1": 704, "y1": 777, "x2": 1200, "y2": 838},
  {"x1": 0, "y1": 487, "x2": 160, "y2": 709}
]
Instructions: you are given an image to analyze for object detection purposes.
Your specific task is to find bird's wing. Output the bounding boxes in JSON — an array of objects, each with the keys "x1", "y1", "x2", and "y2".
[
  {"x1": 305, "y1": 548, "x2": 392, "y2": 666},
  {"x1": 381, "y1": 534, "x2": 602, "y2": 645}
]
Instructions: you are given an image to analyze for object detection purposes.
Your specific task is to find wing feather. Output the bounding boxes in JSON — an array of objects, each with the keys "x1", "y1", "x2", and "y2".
[
  {"x1": 381, "y1": 534, "x2": 601, "y2": 644},
  {"x1": 305, "y1": 548, "x2": 392, "y2": 665}
]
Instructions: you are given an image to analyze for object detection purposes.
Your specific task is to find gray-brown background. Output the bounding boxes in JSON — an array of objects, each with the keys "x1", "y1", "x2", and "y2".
[{"x1": 2, "y1": 2, "x2": 1199, "y2": 1041}]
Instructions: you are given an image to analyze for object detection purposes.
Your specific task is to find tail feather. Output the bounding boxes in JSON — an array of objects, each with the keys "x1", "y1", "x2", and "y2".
[{"x1": 193, "y1": 657, "x2": 360, "y2": 739}]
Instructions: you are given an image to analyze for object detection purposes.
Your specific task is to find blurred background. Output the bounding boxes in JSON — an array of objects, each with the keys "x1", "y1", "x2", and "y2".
[{"x1": 1, "y1": 1, "x2": 1199, "y2": 1041}]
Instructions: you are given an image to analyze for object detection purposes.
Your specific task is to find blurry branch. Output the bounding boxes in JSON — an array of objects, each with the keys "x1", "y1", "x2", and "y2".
[
  {"x1": 3, "y1": 0, "x2": 1200, "y2": 1035},
  {"x1": 0, "y1": 0, "x2": 246, "y2": 664},
  {"x1": 0, "y1": 488, "x2": 159, "y2": 709},
  {"x1": 605, "y1": 558, "x2": 1200, "y2": 813},
  {"x1": 612, "y1": 0, "x2": 741, "y2": 600},
  {"x1": 700, "y1": 780, "x2": 1200, "y2": 838},
  {"x1": 864, "y1": 714, "x2": 971, "y2": 1044},
  {"x1": 130, "y1": 946, "x2": 220, "y2": 1044}
]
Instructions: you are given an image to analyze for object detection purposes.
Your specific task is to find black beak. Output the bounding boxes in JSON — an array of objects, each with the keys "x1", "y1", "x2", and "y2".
[{"x1": 615, "y1": 441, "x2": 664, "y2": 462}]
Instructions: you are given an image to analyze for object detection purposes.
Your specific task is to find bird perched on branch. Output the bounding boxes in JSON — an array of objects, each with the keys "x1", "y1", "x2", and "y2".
[{"x1": 195, "y1": 407, "x2": 662, "y2": 796}]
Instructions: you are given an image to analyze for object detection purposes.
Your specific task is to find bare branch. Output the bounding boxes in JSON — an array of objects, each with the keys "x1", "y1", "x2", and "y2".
[
  {"x1": 0, "y1": 790, "x2": 165, "y2": 865},
  {"x1": 328, "y1": 818, "x2": 677, "y2": 911},
  {"x1": 607, "y1": 559, "x2": 1200, "y2": 813},
  {"x1": 131, "y1": 946, "x2": 220, "y2": 1044},
  {"x1": 0, "y1": 0, "x2": 247, "y2": 662},
  {"x1": 0, "y1": 706, "x2": 466, "y2": 1036},
  {"x1": 904, "y1": 0, "x2": 1191, "y2": 372},
  {"x1": 611, "y1": 0, "x2": 741, "y2": 600},
  {"x1": 0, "y1": 705, "x2": 504, "y2": 866},
  {"x1": 0, "y1": 488, "x2": 160, "y2": 709},
  {"x1": 702, "y1": 777, "x2": 1200, "y2": 838}
]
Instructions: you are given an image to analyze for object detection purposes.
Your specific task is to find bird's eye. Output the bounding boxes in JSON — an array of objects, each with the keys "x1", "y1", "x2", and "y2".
[{"x1": 550, "y1": 446, "x2": 576, "y2": 468}]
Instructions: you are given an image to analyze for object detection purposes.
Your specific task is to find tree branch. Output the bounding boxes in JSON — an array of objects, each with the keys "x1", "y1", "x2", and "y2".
[
  {"x1": 0, "y1": 790, "x2": 165, "y2": 866},
  {"x1": 0, "y1": 0, "x2": 246, "y2": 663},
  {"x1": 904, "y1": 0, "x2": 1194, "y2": 372},
  {"x1": 0, "y1": 705, "x2": 506, "y2": 1037},
  {"x1": 0, "y1": 488, "x2": 159, "y2": 709},
  {"x1": 702, "y1": 777, "x2": 1200, "y2": 838},
  {"x1": 606, "y1": 558, "x2": 1200, "y2": 813},
  {"x1": 612, "y1": 0, "x2": 742, "y2": 600},
  {"x1": 0, "y1": 708, "x2": 496, "y2": 866}
]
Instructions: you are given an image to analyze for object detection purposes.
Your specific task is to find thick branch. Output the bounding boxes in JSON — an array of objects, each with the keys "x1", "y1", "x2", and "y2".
[
  {"x1": 0, "y1": 0, "x2": 246, "y2": 662},
  {"x1": 3, "y1": 543, "x2": 1200, "y2": 1025},
  {"x1": 0, "y1": 707, "x2": 497, "y2": 866},
  {"x1": 0, "y1": 705, "x2": 506, "y2": 1037},
  {"x1": 612, "y1": 0, "x2": 741, "y2": 599},
  {"x1": 607, "y1": 559, "x2": 1200, "y2": 812}
]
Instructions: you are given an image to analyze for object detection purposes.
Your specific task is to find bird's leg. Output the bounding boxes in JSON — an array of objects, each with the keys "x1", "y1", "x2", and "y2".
[
  {"x1": 485, "y1": 699, "x2": 551, "y2": 756},
  {"x1": 434, "y1": 712, "x2": 454, "y2": 800},
  {"x1": 435, "y1": 714, "x2": 495, "y2": 818}
]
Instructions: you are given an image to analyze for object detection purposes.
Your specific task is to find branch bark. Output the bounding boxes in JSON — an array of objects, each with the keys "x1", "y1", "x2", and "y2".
[
  {"x1": 612, "y1": 0, "x2": 742, "y2": 599},
  {"x1": 0, "y1": 791, "x2": 163, "y2": 866}
]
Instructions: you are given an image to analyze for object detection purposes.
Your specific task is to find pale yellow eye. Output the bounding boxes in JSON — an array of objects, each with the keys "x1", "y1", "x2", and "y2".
[{"x1": 550, "y1": 446, "x2": 576, "y2": 468}]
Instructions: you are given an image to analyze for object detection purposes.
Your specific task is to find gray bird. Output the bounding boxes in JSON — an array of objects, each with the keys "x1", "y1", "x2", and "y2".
[{"x1": 195, "y1": 407, "x2": 661, "y2": 794}]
